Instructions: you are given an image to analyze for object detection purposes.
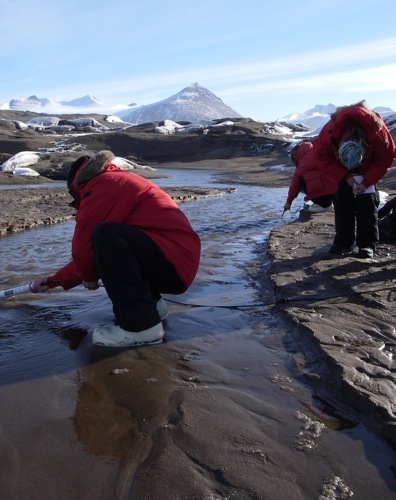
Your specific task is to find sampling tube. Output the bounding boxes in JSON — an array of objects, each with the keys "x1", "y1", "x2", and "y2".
[{"x1": 0, "y1": 283, "x2": 32, "y2": 299}]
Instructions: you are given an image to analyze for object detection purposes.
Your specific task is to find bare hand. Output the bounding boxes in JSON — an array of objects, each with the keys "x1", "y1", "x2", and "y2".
[
  {"x1": 30, "y1": 277, "x2": 50, "y2": 293},
  {"x1": 83, "y1": 281, "x2": 100, "y2": 290},
  {"x1": 346, "y1": 177, "x2": 356, "y2": 188}
]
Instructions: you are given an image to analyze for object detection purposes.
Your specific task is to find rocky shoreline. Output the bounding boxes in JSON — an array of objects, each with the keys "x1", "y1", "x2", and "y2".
[{"x1": 266, "y1": 209, "x2": 396, "y2": 448}]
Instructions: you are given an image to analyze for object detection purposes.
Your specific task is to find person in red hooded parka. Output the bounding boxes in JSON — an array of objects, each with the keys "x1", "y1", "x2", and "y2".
[
  {"x1": 283, "y1": 140, "x2": 338, "y2": 213},
  {"x1": 30, "y1": 150, "x2": 201, "y2": 347},
  {"x1": 314, "y1": 101, "x2": 396, "y2": 258}
]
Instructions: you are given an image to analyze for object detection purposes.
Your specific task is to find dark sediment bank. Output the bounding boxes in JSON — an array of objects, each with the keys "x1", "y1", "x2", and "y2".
[{"x1": 266, "y1": 209, "x2": 396, "y2": 448}]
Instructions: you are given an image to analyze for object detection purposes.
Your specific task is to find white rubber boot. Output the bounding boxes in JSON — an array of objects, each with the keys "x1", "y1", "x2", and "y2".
[
  {"x1": 156, "y1": 297, "x2": 168, "y2": 320},
  {"x1": 92, "y1": 322, "x2": 164, "y2": 347},
  {"x1": 307, "y1": 203, "x2": 333, "y2": 213}
]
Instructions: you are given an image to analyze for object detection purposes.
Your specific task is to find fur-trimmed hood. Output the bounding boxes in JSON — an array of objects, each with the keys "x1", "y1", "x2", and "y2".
[{"x1": 75, "y1": 150, "x2": 115, "y2": 186}]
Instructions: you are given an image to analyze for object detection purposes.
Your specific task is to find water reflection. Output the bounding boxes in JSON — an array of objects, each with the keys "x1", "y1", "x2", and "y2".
[
  {"x1": 0, "y1": 181, "x2": 65, "y2": 190},
  {"x1": 0, "y1": 169, "x2": 288, "y2": 385}
]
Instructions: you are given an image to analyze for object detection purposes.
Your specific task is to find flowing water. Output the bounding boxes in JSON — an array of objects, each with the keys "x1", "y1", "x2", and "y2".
[{"x1": 0, "y1": 168, "x2": 395, "y2": 499}]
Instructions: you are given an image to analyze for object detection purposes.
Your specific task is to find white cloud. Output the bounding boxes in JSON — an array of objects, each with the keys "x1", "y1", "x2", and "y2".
[
  {"x1": 217, "y1": 64, "x2": 396, "y2": 97},
  {"x1": 47, "y1": 37, "x2": 396, "y2": 105}
]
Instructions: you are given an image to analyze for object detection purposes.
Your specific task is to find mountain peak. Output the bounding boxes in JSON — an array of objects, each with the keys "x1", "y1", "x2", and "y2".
[
  {"x1": 121, "y1": 83, "x2": 241, "y2": 125},
  {"x1": 62, "y1": 95, "x2": 104, "y2": 107},
  {"x1": 0, "y1": 84, "x2": 241, "y2": 123},
  {"x1": 277, "y1": 103, "x2": 336, "y2": 129},
  {"x1": 310, "y1": 103, "x2": 336, "y2": 114}
]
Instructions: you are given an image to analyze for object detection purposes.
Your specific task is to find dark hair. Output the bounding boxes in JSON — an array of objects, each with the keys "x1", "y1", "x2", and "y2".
[
  {"x1": 289, "y1": 141, "x2": 311, "y2": 163},
  {"x1": 67, "y1": 156, "x2": 90, "y2": 198}
]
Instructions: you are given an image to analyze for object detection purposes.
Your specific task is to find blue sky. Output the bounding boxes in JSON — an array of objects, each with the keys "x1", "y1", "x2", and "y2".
[{"x1": 1, "y1": 0, "x2": 396, "y2": 121}]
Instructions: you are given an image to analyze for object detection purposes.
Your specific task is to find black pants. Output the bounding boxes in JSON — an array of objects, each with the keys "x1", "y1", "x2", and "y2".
[
  {"x1": 333, "y1": 180, "x2": 380, "y2": 250},
  {"x1": 299, "y1": 179, "x2": 334, "y2": 208},
  {"x1": 312, "y1": 194, "x2": 335, "y2": 208},
  {"x1": 92, "y1": 222, "x2": 185, "y2": 331}
]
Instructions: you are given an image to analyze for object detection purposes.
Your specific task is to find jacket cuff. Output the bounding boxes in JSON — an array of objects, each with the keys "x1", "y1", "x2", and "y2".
[{"x1": 47, "y1": 275, "x2": 81, "y2": 290}]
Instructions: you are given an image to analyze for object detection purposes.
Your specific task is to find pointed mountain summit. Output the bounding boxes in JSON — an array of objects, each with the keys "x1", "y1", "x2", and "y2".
[{"x1": 119, "y1": 83, "x2": 242, "y2": 125}]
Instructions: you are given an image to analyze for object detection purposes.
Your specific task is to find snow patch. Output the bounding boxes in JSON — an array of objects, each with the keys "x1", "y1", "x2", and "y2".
[
  {"x1": 13, "y1": 167, "x2": 40, "y2": 177},
  {"x1": 112, "y1": 156, "x2": 155, "y2": 172},
  {"x1": 1, "y1": 152, "x2": 40, "y2": 171},
  {"x1": 27, "y1": 116, "x2": 60, "y2": 126}
]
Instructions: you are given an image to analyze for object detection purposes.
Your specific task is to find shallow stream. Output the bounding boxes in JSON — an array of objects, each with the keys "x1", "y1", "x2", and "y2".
[{"x1": 0, "y1": 168, "x2": 395, "y2": 498}]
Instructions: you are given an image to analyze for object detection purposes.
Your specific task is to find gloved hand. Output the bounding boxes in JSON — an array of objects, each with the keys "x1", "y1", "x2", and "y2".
[
  {"x1": 30, "y1": 277, "x2": 50, "y2": 293},
  {"x1": 83, "y1": 281, "x2": 100, "y2": 290},
  {"x1": 283, "y1": 202, "x2": 291, "y2": 211}
]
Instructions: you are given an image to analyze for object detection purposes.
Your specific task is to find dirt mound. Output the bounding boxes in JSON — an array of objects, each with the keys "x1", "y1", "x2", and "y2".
[{"x1": 0, "y1": 111, "x2": 292, "y2": 180}]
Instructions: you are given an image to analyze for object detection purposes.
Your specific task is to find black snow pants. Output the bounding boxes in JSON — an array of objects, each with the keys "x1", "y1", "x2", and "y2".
[
  {"x1": 92, "y1": 221, "x2": 185, "y2": 332},
  {"x1": 333, "y1": 180, "x2": 380, "y2": 250}
]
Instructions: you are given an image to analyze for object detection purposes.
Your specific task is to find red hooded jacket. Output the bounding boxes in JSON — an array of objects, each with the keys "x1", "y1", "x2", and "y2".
[
  {"x1": 314, "y1": 104, "x2": 396, "y2": 188},
  {"x1": 47, "y1": 151, "x2": 201, "y2": 292},
  {"x1": 286, "y1": 141, "x2": 338, "y2": 204}
]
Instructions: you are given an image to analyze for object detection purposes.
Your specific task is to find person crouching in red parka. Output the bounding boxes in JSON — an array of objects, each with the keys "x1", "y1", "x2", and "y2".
[
  {"x1": 30, "y1": 150, "x2": 201, "y2": 347},
  {"x1": 284, "y1": 140, "x2": 338, "y2": 213}
]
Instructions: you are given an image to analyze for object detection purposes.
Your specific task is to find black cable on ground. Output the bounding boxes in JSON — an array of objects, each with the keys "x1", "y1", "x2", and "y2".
[
  {"x1": 6, "y1": 280, "x2": 392, "y2": 312},
  {"x1": 164, "y1": 283, "x2": 396, "y2": 310}
]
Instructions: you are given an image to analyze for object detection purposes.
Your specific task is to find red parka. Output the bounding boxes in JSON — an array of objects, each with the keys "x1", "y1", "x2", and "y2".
[
  {"x1": 47, "y1": 151, "x2": 201, "y2": 292},
  {"x1": 286, "y1": 141, "x2": 338, "y2": 205},
  {"x1": 314, "y1": 104, "x2": 396, "y2": 188}
]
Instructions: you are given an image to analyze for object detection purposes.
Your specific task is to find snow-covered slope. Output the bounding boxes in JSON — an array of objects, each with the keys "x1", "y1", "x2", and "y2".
[
  {"x1": 0, "y1": 94, "x2": 132, "y2": 115},
  {"x1": 0, "y1": 84, "x2": 241, "y2": 123},
  {"x1": 277, "y1": 104, "x2": 336, "y2": 130},
  {"x1": 119, "y1": 83, "x2": 242, "y2": 125},
  {"x1": 277, "y1": 103, "x2": 396, "y2": 131}
]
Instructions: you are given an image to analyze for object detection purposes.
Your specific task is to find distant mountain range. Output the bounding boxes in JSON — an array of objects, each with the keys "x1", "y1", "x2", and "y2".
[
  {"x1": 0, "y1": 94, "x2": 133, "y2": 115},
  {"x1": 0, "y1": 83, "x2": 395, "y2": 131},
  {"x1": 278, "y1": 103, "x2": 396, "y2": 131},
  {"x1": 0, "y1": 83, "x2": 242, "y2": 125},
  {"x1": 277, "y1": 104, "x2": 338, "y2": 130}
]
